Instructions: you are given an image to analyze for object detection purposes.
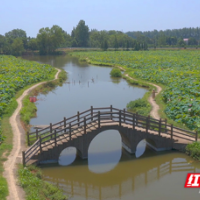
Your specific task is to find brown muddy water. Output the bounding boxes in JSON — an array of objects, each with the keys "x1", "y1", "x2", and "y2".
[{"x1": 23, "y1": 55, "x2": 200, "y2": 200}]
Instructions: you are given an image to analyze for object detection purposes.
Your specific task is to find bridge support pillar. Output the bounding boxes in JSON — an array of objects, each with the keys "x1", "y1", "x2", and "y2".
[
  {"x1": 76, "y1": 131, "x2": 89, "y2": 159},
  {"x1": 119, "y1": 127, "x2": 137, "y2": 154}
]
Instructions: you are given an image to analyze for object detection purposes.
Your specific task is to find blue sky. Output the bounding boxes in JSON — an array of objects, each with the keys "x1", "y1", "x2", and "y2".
[{"x1": 1, "y1": 0, "x2": 200, "y2": 37}]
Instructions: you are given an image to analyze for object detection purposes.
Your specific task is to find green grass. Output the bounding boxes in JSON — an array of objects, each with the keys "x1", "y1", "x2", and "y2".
[
  {"x1": 0, "y1": 177, "x2": 8, "y2": 200},
  {"x1": 20, "y1": 96, "x2": 37, "y2": 125},
  {"x1": 18, "y1": 165, "x2": 67, "y2": 200},
  {"x1": 122, "y1": 74, "x2": 154, "y2": 117},
  {"x1": 21, "y1": 69, "x2": 67, "y2": 132},
  {"x1": 186, "y1": 142, "x2": 200, "y2": 160},
  {"x1": 110, "y1": 68, "x2": 122, "y2": 77},
  {"x1": 126, "y1": 98, "x2": 151, "y2": 116}
]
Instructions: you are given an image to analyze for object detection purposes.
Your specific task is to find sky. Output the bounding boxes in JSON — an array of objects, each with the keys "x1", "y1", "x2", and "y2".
[{"x1": 1, "y1": 0, "x2": 200, "y2": 37}]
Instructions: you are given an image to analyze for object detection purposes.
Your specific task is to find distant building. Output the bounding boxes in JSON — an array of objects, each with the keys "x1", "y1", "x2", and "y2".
[{"x1": 183, "y1": 38, "x2": 189, "y2": 45}]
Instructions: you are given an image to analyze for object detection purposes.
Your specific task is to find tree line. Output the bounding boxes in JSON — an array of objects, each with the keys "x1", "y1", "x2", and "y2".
[
  {"x1": 0, "y1": 20, "x2": 199, "y2": 56},
  {"x1": 127, "y1": 27, "x2": 200, "y2": 47}
]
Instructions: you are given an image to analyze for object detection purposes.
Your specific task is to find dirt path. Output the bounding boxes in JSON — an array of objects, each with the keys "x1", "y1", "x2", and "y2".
[
  {"x1": 125, "y1": 74, "x2": 162, "y2": 120},
  {"x1": 3, "y1": 68, "x2": 61, "y2": 200}
]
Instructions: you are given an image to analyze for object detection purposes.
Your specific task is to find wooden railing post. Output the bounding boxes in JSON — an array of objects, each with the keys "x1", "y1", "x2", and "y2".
[
  {"x1": 22, "y1": 151, "x2": 25, "y2": 167},
  {"x1": 27, "y1": 131, "x2": 30, "y2": 146},
  {"x1": 123, "y1": 108, "x2": 125, "y2": 122},
  {"x1": 171, "y1": 124, "x2": 173, "y2": 140},
  {"x1": 39, "y1": 136, "x2": 42, "y2": 153},
  {"x1": 132, "y1": 113, "x2": 135, "y2": 129},
  {"x1": 146, "y1": 115, "x2": 150, "y2": 133},
  {"x1": 98, "y1": 111, "x2": 100, "y2": 128},
  {"x1": 54, "y1": 129, "x2": 57, "y2": 146},
  {"x1": 50, "y1": 123, "x2": 53, "y2": 139},
  {"x1": 50, "y1": 123, "x2": 52, "y2": 133},
  {"x1": 64, "y1": 117, "x2": 66, "y2": 129},
  {"x1": 136, "y1": 112, "x2": 138, "y2": 126},
  {"x1": 159, "y1": 118, "x2": 161, "y2": 136},
  {"x1": 196, "y1": 131, "x2": 198, "y2": 141},
  {"x1": 110, "y1": 105, "x2": 113, "y2": 120},
  {"x1": 69, "y1": 123, "x2": 71, "y2": 140},
  {"x1": 84, "y1": 118, "x2": 86, "y2": 134},
  {"x1": 77, "y1": 111, "x2": 80, "y2": 127},
  {"x1": 119, "y1": 110, "x2": 121, "y2": 126},
  {"x1": 165, "y1": 119, "x2": 167, "y2": 133},
  {"x1": 91, "y1": 106, "x2": 93, "y2": 121},
  {"x1": 36, "y1": 128, "x2": 38, "y2": 140}
]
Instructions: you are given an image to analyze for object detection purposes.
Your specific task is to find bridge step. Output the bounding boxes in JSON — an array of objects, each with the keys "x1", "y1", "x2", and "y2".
[
  {"x1": 59, "y1": 136, "x2": 69, "y2": 142},
  {"x1": 72, "y1": 128, "x2": 83, "y2": 134}
]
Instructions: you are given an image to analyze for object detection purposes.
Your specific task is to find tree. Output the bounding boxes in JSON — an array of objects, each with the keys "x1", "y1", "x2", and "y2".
[
  {"x1": 5, "y1": 29, "x2": 26, "y2": 38},
  {"x1": 89, "y1": 30, "x2": 102, "y2": 47},
  {"x1": 5, "y1": 29, "x2": 27, "y2": 50},
  {"x1": 71, "y1": 39, "x2": 78, "y2": 47},
  {"x1": 37, "y1": 27, "x2": 51, "y2": 54},
  {"x1": 37, "y1": 25, "x2": 64, "y2": 55},
  {"x1": 101, "y1": 39, "x2": 108, "y2": 51},
  {"x1": 134, "y1": 41, "x2": 140, "y2": 51},
  {"x1": 0, "y1": 35, "x2": 6, "y2": 53},
  {"x1": 158, "y1": 31, "x2": 166, "y2": 47},
  {"x1": 73, "y1": 20, "x2": 89, "y2": 47},
  {"x1": 126, "y1": 40, "x2": 129, "y2": 51},
  {"x1": 114, "y1": 36, "x2": 118, "y2": 51},
  {"x1": 110, "y1": 68, "x2": 122, "y2": 77},
  {"x1": 177, "y1": 38, "x2": 185, "y2": 47},
  {"x1": 60, "y1": 31, "x2": 71, "y2": 47},
  {"x1": 188, "y1": 37, "x2": 198, "y2": 45},
  {"x1": 11, "y1": 38, "x2": 24, "y2": 55},
  {"x1": 28, "y1": 38, "x2": 38, "y2": 51}
]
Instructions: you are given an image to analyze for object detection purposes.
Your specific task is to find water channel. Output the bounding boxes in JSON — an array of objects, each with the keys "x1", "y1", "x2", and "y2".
[{"x1": 23, "y1": 55, "x2": 200, "y2": 200}]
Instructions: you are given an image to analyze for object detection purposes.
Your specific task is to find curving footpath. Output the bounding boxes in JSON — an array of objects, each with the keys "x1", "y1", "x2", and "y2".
[
  {"x1": 3, "y1": 68, "x2": 61, "y2": 200},
  {"x1": 125, "y1": 74, "x2": 162, "y2": 120}
]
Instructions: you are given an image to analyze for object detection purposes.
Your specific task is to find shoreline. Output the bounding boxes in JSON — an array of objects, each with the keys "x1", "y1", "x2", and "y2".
[{"x1": 124, "y1": 74, "x2": 162, "y2": 120}]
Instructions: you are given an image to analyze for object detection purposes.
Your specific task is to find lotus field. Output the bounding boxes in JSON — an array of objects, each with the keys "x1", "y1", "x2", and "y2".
[
  {"x1": 0, "y1": 55, "x2": 57, "y2": 115},
  {"x1": 74, "y1": 50, "x2": 200, "y2": 131}
]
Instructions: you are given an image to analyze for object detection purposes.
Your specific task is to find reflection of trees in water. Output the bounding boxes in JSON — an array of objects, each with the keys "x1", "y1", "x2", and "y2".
[
  {"x1": 110, "y1": 77, "x2": 121, "y2": 84},
  {"x1": 43, "y1": 155, "x2": 197, "y2": 200}
]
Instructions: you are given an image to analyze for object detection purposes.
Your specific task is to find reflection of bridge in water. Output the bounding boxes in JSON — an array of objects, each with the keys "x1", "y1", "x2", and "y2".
[{"x1": 43, "y1": 153, "x2": 198, "y2": 200}]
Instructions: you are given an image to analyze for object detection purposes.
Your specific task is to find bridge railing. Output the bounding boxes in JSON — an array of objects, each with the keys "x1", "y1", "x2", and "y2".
[
  {"x1": 27, "y1": 106, "x2": 197, "y2": 146},
  {"x1": 22, "y1": 139, "x2": 40, "y2": 166},
  {"x1": 39, "y1": 113, "x2": 101, "y2": 149},
  {"x1": 27, "y1": 106, "x2": 111, "y2": 145}
]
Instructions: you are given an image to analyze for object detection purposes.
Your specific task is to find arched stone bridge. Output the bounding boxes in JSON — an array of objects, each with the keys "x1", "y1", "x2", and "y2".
[{"x1": 23, "y1": 106, "x2": 197, "y2": 165}]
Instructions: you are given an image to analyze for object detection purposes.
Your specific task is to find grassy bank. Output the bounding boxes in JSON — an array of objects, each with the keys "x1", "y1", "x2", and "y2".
[
  {"x1": 186, "y1": 142, "x2": 200, "y2": 160},
  {"x1": 18, "y1": 165, "x2": 67, "y2": 200},
  {"x1": 20, "y1": 69, "x2": 67, "y2": 131},
  {"x1": 18, "y1": 69, "x2": 68, "y2": 199},
  {"x1": 121, "y1": 75, "x2": 153, "y2": 116},
  {"x1": 0, "y1": 55, "x2": 58, "y2": 200}
]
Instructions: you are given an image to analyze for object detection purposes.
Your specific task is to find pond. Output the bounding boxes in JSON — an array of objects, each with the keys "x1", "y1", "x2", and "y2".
[{"x1": 23, "y1": 55, "x2": 200, "y2": 200}]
